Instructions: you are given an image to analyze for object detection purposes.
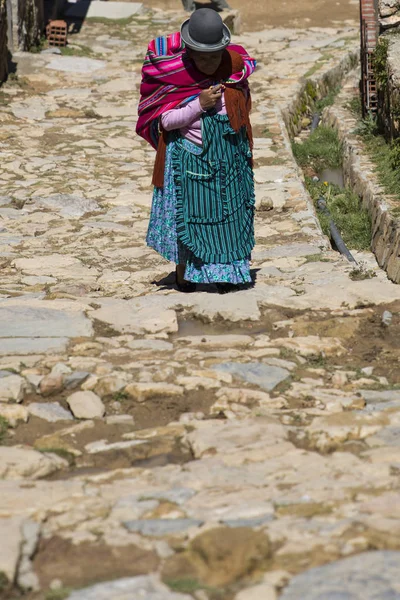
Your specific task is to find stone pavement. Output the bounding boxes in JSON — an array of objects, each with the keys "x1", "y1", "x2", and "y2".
[{"x1": 0, "y1": 7, "x2": 400, "y2": 600}]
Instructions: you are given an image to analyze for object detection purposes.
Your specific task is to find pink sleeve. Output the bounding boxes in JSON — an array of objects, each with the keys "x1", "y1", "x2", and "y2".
[{"x1": 161, "y1": 97, "x2": 205, "y2": 131}]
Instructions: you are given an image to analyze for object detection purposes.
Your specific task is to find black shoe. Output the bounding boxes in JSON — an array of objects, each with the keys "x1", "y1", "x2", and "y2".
[
  {"x1": 176, "y1": 268, "x2": 196, "y2": 293},
  {"x1": 216, "y1": 282, "x2": 241, "y2": 294}
]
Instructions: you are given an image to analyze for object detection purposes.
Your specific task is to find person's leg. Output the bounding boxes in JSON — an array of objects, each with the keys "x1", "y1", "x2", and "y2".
[
  {"x1": 176, "y1": 264, "x2": 186, "y2": 284},
  {"x1": 176, "y1": 263, "x2": 196, "y2": 292}
]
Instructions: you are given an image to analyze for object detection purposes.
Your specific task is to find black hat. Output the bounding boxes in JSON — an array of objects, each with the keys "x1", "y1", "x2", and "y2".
[{"x1": 181, "y1": 8, "x2": 231, "y2": 53}]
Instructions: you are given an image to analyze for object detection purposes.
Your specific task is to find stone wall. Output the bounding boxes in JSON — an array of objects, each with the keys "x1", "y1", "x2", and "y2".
[
  {"x1": 381, "y1": 35, "x2": 400, "y2": 138},
  {"x1": 282, "y1": 50, "x2": 358, "y2": 138},
  {"x1": 379, "y1": 0, "x2": 400, "y2": 29},
  {"x1": 0, "y1": 0, "x2": 7, "y2": 84},
  {"x1": 324, "y1": 77, "x2": 400, "y2": 284}
]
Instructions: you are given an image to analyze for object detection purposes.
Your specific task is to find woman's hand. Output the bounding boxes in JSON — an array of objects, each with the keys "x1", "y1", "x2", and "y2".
[{"x1": 199, "y1": 84, "x2": 224, "y2": 110}]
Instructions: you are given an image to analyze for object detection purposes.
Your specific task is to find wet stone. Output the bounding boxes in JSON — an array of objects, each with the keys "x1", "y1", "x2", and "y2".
[
  {"x1": 280, "y1": 551, "x2": 400, "y2": 599},
  {"x1": 123, "y1": 519, "x2": 204, "y2": 537},
  {"x1": 214, "y1": 362, "x2": 290, "y2": 391}
]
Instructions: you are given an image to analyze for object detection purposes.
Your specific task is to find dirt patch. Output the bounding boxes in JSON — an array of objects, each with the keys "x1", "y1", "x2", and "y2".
[
  {"x1": 33, "y1": 536, "x2": 160, "y2": 590},
  {"x1": 141, "y1": 0, "x2": 358, "y2": 30},
  {"x1": 162, "y1": 526, "x2": 271, "y2": 589}
]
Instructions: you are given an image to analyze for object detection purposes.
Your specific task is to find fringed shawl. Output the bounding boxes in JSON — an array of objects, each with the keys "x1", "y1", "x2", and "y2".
[{"x1": 136, "y1": 32, "x2": 256, "y2": 187}]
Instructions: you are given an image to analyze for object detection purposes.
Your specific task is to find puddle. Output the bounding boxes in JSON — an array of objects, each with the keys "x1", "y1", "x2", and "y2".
[
  {"x1": 170, "y1": 317, "x2": 269, "y2": 340},
  {"x1": 317, "y1": 168, "x2": 344, "y2": 188}
]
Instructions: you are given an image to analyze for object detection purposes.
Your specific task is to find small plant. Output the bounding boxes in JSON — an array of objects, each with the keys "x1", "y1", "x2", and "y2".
[
  {"x1": 345, "y1": 95, "x2": 362, "y2": 117},
  {"x1": 0, "y1": 416, "x2": 9, "y2": 443},
  {"x1": 292, "y1": 126, "x2": 342, "y2": 172},
  {"x1": 349, "y1": 263, "x2": 377, "y2": 281},
  {"x1": 373, "y1": 38, "x2": 389, "y2": 88},
  {"x1": 389, "y1": 137, "x2": 400, "y2": 170},
  {"x1": 353, "y1": 112, "x2": 379, "y2": 137},
  {"x1": 0, "y1": 571, "x2": 8, "y2": 592},
  {"x1": 113, "y1": 391, "x2": 129, "y2": 402},
  {"x1": 60, "y1": 44, "x2": 95, "y2": 58},
  {"x1": 315, "y1": 85, "x2": 341, "y2": 112},
  {"x1": 307, "y1": 180, "x2": 372, "y2": 251},
  {"x1": 45, "y1": 588, "x2": 73, "y2": 600}
]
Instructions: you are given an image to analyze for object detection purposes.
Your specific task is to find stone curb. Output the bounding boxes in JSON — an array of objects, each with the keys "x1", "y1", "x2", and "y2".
[{"x1": 324, "y1": 74, "x2": 400, "y2": 284}]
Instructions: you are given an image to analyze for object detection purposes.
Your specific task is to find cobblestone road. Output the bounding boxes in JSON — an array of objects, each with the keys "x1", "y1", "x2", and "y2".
[{"x1": 0, "y1": 7, "x2": 400, "y2": 600}]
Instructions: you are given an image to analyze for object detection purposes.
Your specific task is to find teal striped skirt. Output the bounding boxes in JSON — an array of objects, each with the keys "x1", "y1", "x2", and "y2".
[{"x1": 147, "y1": 138, "x2": 252, "y2": 284}]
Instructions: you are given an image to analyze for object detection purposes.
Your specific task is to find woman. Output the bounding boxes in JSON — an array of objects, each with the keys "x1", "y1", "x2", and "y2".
[{"x1": 136, "y1": 8, "x2": 256, "y2": 293}]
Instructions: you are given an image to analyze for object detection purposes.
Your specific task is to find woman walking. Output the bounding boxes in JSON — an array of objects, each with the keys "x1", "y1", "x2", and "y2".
[{"x1": 137, "y1": 8, "x2": 256, "y2": 293}]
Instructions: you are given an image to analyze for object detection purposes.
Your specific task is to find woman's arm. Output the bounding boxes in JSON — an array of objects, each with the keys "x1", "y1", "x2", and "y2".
[{"x1": 161, "y1": 97, "x2": 205, "y2": 131}]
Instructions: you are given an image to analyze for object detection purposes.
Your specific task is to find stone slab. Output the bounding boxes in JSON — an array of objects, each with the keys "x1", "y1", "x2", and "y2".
[
  {"x1": 0, "y1": 338, "x2": 69, "y2": 356},
  {"x1": 0, "y1": 305, "x2": 93, "y2": 338},
  {"x1": 0, "y1": 517, "x2": 23, "y2": 584},
  {"x1": 28, "y1": 403, "x2": 74, "y2": 423},
  {"x1": 123, "y1": 519, "x2": 204, "y2": 536},
  {"x1": 253, "y1": 243, "x2": 322, "y2": 261},
  {"x1": 66, "y1": 575, "x2": 192, "y2": 600},
  {"x1": 361, "y1": 390, "x2": 400, "y2": 404},
  {"x1": 280, "y1": 551, "x2": 400, "y2": 599},
  {"x1": 65, "y1": 1, "x2": 144, "y2": 19},
  {"x1": 46, "y1": 57, "x2": 106, "y2": 74},
  {"x1": 30, "y1": 194, "x2": 100, "y2": 219},
  {"x1": 214, "y1": 362, "x2": 290, "y2": 391}
]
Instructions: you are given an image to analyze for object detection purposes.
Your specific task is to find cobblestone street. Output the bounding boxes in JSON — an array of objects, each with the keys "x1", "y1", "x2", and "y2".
[{"x1": 1, "y1": 5, "x2": 400, "y2": 599}]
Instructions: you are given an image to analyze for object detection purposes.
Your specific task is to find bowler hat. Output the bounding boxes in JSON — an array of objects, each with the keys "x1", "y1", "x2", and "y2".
[{"x1": 181, "y1": 8, "x2": 231, "y2": 53}]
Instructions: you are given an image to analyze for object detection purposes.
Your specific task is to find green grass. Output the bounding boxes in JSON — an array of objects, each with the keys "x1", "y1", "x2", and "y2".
[
  {"x1": 349, "y1": 264, "x2": 377, "y2": 281},
  {"x1": 60, "y1": 45, "x2": 95, "y2": 58},
  {"x1": 361, "y1": 130, "x2": 400, "y2": 201},
  {"x1": 292, "y1": 126, "x2": 342, "y2": 172},
  {"x1": 315, "y1": 85, "x2": 341, "y2": 112},
  {"x1": 86, "y1": 15, "x2": 136, "y2": 26},
  {"x1": 293, "y1": 125, "x2": 372, "y2": 251},
  {"x1": 0, "y1": 571, "x2": 8, "y2": 592},
  {"x1": 307, "y1": 179, "x2": 372, "y2": 251},
  {"x1": 45, "y1": 588, "x2": 73, "y2": 600},
  {"x1": 0, "y1": 416, "x2": 9, "y2": 444}
]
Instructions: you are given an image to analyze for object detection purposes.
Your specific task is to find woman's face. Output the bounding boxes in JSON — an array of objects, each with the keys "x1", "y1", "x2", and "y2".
[{"x1": 188, "y1": 50, "x2": 223, "y2": 75}]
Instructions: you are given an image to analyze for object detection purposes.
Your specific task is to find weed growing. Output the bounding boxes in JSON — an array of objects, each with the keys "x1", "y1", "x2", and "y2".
[
  {"x1": 292, "y1": 126, "x2": 342, "y2": 172},
  {"x1": 354, "y1": 111, "x2": 400, "y2": 202},
  {"x1": 293, "y1": 125, "x2": 371, "y2": 251},
  {"x1": 349, "y1": 262, "x2": 377, "y2": 281},
  {"x1": 0, "y1": 416, "x2": 8, "y2": 443},
  {"x1": 45, "y1": 588, "x2": 73, "y2": 600},
  {"x1": 0, "y1": 571, "x2": 8, "y2": 592},
  {"x1": 307, "y1": 180, "x2": 372, "y2": 251},
  {"x1": 60, "y1": 45, "x2": 95, "y2": 58},
  {"x1": 315, "y1": 85, "x2": 341, "y2": 112}
]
